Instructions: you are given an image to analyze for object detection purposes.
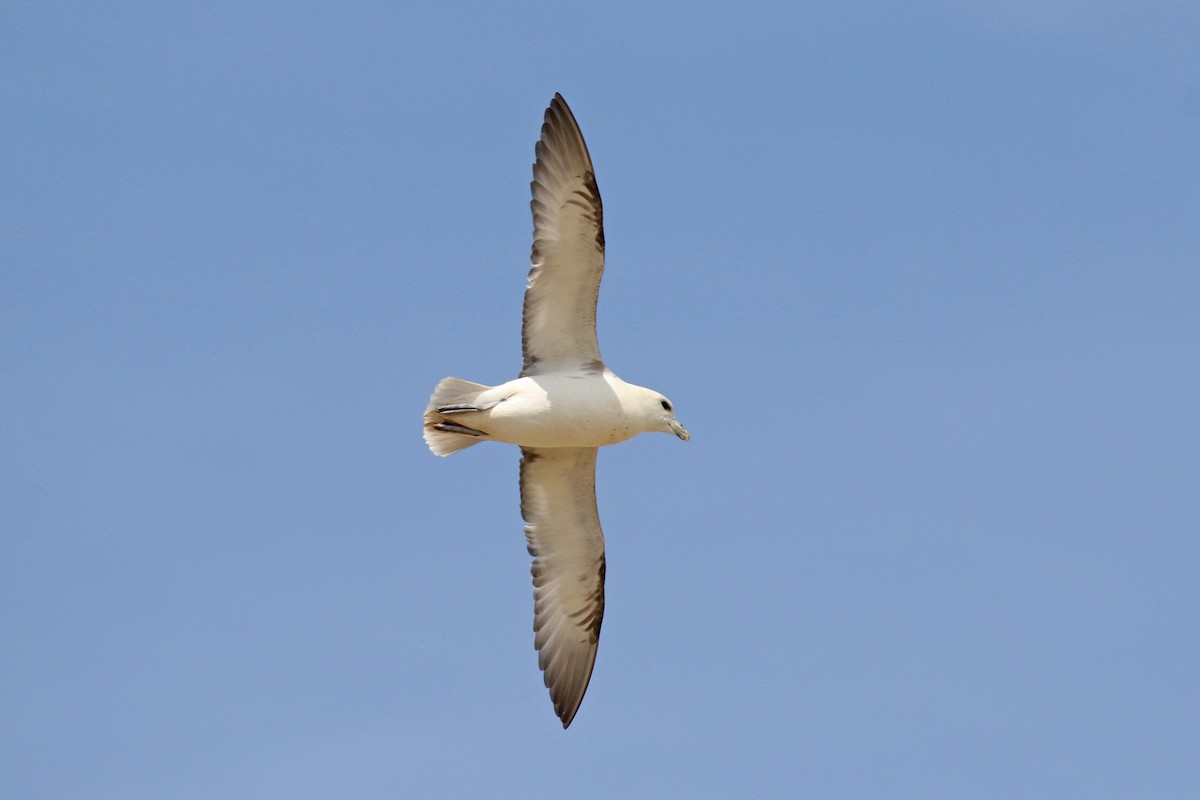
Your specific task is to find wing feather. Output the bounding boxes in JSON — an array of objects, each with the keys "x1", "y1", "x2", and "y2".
[
  {"x1": 522, "y1": 94, "x2": 606, "y2": 376},
  {"x1": 519, "y1": 446, "x2": 606, "y2": 727}
]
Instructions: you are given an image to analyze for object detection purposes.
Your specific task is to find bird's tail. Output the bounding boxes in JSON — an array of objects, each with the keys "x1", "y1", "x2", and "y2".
[{"x1": 423, "y1": 377, "x2": 492, "y2": 456}]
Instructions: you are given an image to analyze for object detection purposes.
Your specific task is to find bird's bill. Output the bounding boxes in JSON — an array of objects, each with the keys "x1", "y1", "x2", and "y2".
[{"x1": 670, "y1": 420, "x2": 690, "y2": 441}]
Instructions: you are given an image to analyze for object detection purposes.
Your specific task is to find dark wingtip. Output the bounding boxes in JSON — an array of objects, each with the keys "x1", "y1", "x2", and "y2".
[{"x1": 547, "y1": 92, "x2": 573, "y2": 121}]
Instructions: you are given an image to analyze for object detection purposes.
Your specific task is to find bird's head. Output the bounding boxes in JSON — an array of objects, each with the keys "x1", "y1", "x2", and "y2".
[{"x1": 639, "y1": 389, "x2": 689, "y2": 442}]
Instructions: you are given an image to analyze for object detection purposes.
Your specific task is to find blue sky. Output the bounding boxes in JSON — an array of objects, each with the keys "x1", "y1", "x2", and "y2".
[{"x1": 3, "y1": 2, "x2": 1198, "y2": 797}]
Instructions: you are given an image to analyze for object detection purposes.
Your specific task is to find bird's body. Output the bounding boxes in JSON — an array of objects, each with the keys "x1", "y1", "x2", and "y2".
[
  {"x1": 425, "y1": 369, "x2": 680, "y2": 451},
  {"x1": 423, "y1": 94, "x2": 687, "y2": 727}
]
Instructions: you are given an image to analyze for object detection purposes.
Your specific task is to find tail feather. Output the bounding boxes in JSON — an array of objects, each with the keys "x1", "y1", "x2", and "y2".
[{"x1": 423, "y1": 377, "x2": 492, "y2": 456}]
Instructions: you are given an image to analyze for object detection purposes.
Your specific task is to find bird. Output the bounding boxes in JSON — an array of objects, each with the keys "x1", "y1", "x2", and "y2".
[{"x1": 422, "y1": 94, "x2": 689, "y2": 728}]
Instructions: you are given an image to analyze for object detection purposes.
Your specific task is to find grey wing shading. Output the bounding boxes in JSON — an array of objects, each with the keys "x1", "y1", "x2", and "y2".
[
  {"x1": 519, "y1": 446, "x2": 606, "y2": 728},
  {"x1": 522, "y1": 93, "x2": 606, "y2": 376}
]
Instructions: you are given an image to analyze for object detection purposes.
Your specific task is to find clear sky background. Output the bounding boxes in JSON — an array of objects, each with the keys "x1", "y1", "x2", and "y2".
[{"x1": 3, "y1": 2, "x2": 1198, "y2": 798}]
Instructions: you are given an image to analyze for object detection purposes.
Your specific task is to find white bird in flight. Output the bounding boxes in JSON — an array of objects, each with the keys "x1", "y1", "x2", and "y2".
[{"x1": 423, "y1": 94, "x2": 689, "y2": 727}]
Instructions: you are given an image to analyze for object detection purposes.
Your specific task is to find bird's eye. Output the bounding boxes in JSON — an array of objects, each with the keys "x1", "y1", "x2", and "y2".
[{"x1": 660, "y1": 399, "x2": 672, "y2": 411}]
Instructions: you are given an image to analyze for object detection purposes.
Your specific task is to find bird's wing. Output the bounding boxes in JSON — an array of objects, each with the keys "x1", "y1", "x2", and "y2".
[
  {"x1": 519, "y1": 446, "x2": 606, "y2": 727},
  {"x1": 522, "y1": 93, "x2": 606, "y2": 376}
]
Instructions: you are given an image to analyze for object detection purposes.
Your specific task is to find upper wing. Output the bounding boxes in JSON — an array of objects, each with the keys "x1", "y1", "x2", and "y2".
[
  {"x1": 522, "y1": 94, "x2": 606, "y2": 376},
  {"x1": 519, "y1": 446, "x2": 606, "y2": 728}
]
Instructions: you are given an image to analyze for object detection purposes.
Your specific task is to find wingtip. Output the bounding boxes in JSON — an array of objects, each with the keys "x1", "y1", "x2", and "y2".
[
  {"x1": 557, "y1": 700, "x2": 580, "y2": 729},
  {"x1": 546, "y1": 92, "x2": 574, "y2": 121}
]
